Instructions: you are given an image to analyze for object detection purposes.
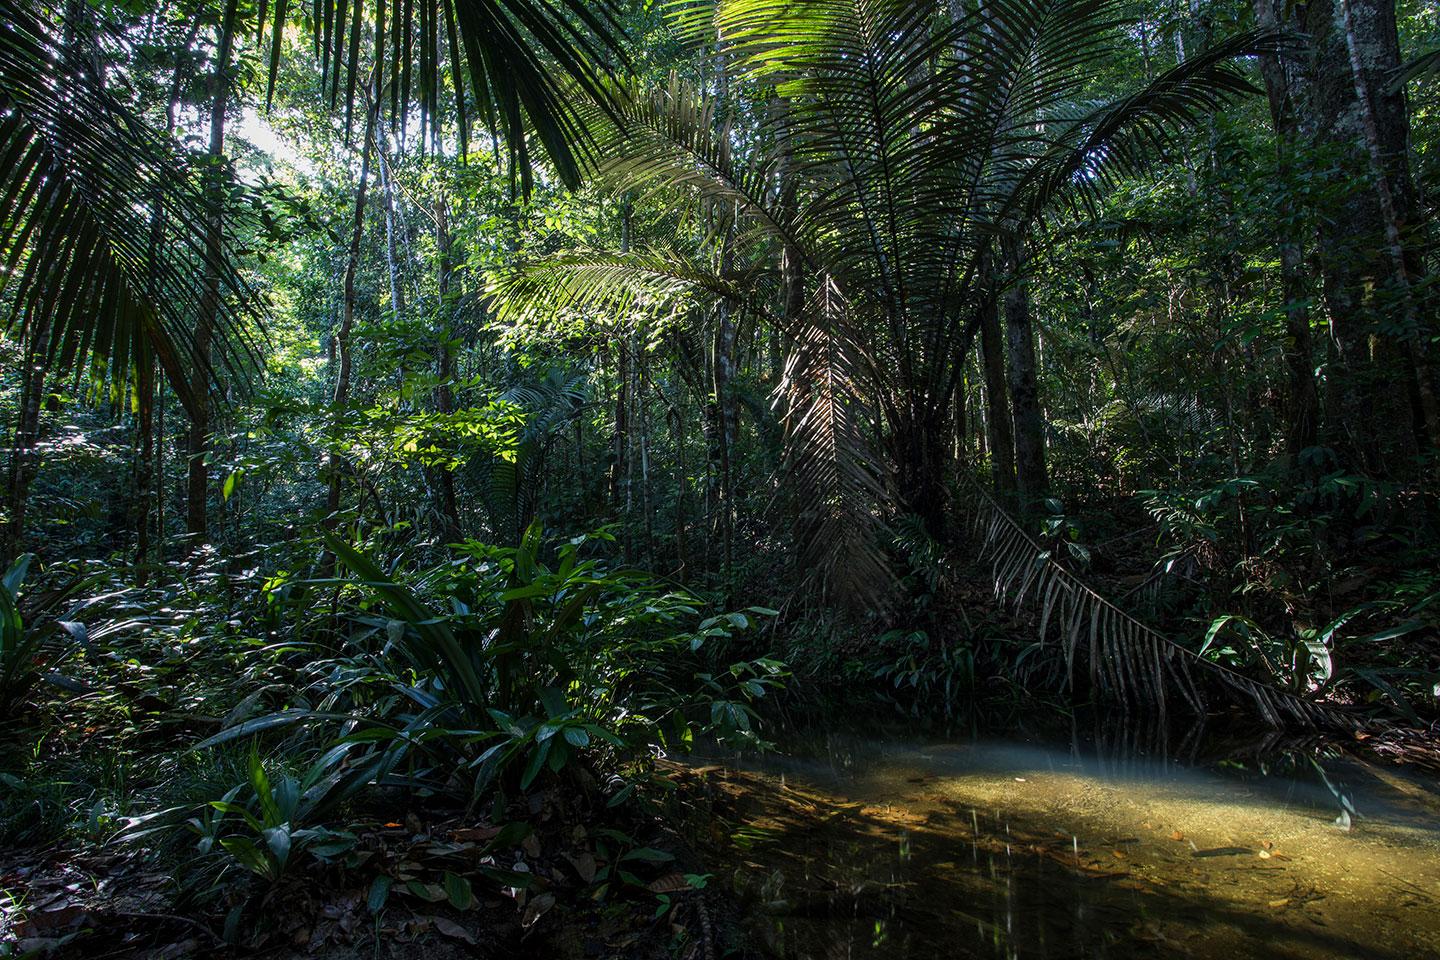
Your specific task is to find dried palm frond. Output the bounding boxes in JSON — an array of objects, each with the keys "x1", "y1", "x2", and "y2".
[
  {"x1": 777, "y1": 276, "x2": 895, "y2": 610},
  {"x1": 962, "y1": 477, "x2": 1359, "y2": 731}
]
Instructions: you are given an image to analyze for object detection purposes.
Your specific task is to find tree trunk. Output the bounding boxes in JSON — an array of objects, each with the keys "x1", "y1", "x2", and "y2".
[
  {"x1": 1252, "y1": 0, "x2": 1320, "y2": 465},
  {"x1": 432, "y1": 197, "x2": 462, "y2": 542},
  {"x1": 892, "y1": 409, "x2": 950, "y2": 538},
  {"x1": 376, "y1": 124, "x2": 406, "y2": 319},
  {"x1": 320, "y1": 103, "x2": 378, "y2": 569},
  {"x1": 1334, "y1": 0, "x2": 1440, "y2": 452},
  {"x1": 1002, "y1": 238, "x2": 1048, "y2": 511},
  {"x1": 186, "y1": 0, "x2": 238, "y2": 550},
  {"x1": 1, "y1": 313, "x2": 51, "y2": 566},
  {"x1": 136, "y1": 17, "x2": 199, "y2": 573},
  {"x1": 979, "y1": 263, "x2": 1016, "y2": 495},
  {"x1": 1302, "y1": 0, "x2": 1430, "y2": 472},
  {"x1": 711, "y1": 294, "x2": 737, "y2": 582}
]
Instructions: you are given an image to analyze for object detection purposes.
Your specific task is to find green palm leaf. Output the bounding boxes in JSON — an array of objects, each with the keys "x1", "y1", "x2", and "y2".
[
  {"x1": 0, "y1": 0, "x2": 261, "y2": 415},
  {"x1": 259, "y1": 0, "x2": 629, "y2": 190}
]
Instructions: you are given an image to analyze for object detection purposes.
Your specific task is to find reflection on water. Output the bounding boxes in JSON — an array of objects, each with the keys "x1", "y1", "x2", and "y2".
[{"x1": 677, "y1": 717, "x2": 1440, "y2": 959}]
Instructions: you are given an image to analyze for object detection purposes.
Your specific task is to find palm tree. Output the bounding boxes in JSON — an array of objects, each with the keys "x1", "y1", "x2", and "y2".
[
  {"x1": 0, "y1": 0, "x2": 263, "y2": 560},
  {"x1": 0, "y1": 0, "x2": 628, "y2": 559},
  {"x1": 493, "y1": 0, "x2": 1272, "y2": 605}
]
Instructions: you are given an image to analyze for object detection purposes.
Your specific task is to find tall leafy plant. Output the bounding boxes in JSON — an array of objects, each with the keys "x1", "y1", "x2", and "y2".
[{"x1": 494, "y1": 0, "x2": 1278, "y2": 605}]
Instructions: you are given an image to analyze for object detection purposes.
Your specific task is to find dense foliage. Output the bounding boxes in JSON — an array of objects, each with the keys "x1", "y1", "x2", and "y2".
[{"x1": 2, "y1": 0, "x2": 1438, "y2": 952}]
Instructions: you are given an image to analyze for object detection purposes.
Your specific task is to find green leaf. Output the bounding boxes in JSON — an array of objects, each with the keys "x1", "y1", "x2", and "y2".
[
  {"x1": 192, "y1": 710, "x2": 321, "y2": 751},
  {"x1": 520, "y1": 740, "x2": 551, "y2": 790},
  {"x1": 443, "y1": 871, "x2": 475, "y2": 911},
  {"x1": 619, "y1": 847, "x2": 674, "y2": 863},
  {"x1": 263, "y1": 825, "x2": 292, "y2": 871},
  {"x1": 368, "y1": 875, "x2": 393, "y2": 913},
  {"x1": 220, "y1": 837, "x2": 273, "y2": 879}
]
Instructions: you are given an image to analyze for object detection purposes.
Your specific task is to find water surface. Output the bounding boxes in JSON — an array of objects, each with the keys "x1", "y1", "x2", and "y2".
[{"x1": 682, "y1": 719, "x2": 1440, "y2": 959}]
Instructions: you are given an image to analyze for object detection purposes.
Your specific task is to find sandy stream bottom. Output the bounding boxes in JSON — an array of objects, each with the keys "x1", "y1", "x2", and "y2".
[{"x1": 682, "y1": 734, "x2": 1440, "y2": 960}]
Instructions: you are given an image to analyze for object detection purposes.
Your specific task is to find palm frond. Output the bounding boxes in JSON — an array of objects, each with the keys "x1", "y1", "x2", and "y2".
[
  {"x1": 777, "y1": 275, "x2": 895, "y2": 609},
  {"x1": 261, "y1": 0, "x2": 629, "y2": 189},
  {"x1": 1002, "y1": 31, "x2": 1279, "y2": 227},
  {"x1": 962, "y1": 477, "x2": 1360, "y2": 731},
  {"x1": 579, "y1": 75, "x2": 796, "y2": 250},
  {"x1": 0, "y1": 0, "x2": 261, "y2": 416},
  {"x1": 488, "y1": 247, "x2": 768, "y2": 333},
  {"x1": 1390, "y1": 46, "x2": 1440, "y2": 91}
]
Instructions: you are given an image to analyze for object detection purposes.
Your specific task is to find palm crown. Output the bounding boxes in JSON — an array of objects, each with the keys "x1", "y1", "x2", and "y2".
[{"x1": 495, "y1": 0, "x2": 1273, "y2": 602}]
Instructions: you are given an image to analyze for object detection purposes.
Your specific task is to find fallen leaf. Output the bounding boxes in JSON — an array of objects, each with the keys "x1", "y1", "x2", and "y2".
[
  {"x1": 430, "y1": 917, "x2": 477, "y2": 944},
  {"x1": 1268, "y1": 898, "x2": 1290, "y2": 909},
  {"x1": 1111, "y1": 850, "x2": 1128, "y2": 860},
  {"x1": 521, "y1": 893, "x2": 556, "y2": 930},
  {"x1": 16, "y1": 904, "x2": 88, "y2": 936},
  {"x1": 565, "y1": 852, "x2": 597, "y2": 884},
  {"x1": 1169, "y1": 831, "x2": 1184, "y2": 842}
]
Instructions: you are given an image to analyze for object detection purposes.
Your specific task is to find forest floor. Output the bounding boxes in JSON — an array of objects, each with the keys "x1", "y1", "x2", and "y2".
[{"x1": 1, "y1": 780, "x2": 749, "y2": 959}]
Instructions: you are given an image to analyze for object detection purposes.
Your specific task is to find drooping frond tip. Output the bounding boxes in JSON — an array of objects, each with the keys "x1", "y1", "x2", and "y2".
[{"x1": 0, "y1": 0, "x2": 264, "y2": 417}]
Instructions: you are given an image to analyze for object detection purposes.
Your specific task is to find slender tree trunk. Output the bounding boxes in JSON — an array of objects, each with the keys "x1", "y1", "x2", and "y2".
[
  {"x1": 1, "y1": 313, "x2": 51, "y2": 566},
  {"x1": 320, "y1": 103, "x2": 378, "y2": 569},
  {"x1": 638, "y1": 354, "x2": 654, "y2": 566},
  {"x1": 137, "y1": 17, "x2": 199, "y2": 573},
  {"x1": 979, "y1": 261, "x2": 1015, "y2": 495},
  {"x1": 186, "y1": 0, "x2": 238, "y2": 550},
  {"x1": 669, "y1": 393, "x2": 691, "y2": 578},
  {"x1": 610, "y1": 197, "x2": 634, "y2": 558},
  {"x1": 376, "y1": 124, "x2": 406, "y2": 319},
  {"x1": 1002, "y1": 238, "x2": 1048, "y2": 511},
  {"x1": 432, "y1": 197, "x2": 462, "y2": 542},
  {"x1": 774, "y1": 96, "x2": 804, "y2": 384},
  {"x1": 1253, "y1": 0, "x2": 1320, "y2": 464}
]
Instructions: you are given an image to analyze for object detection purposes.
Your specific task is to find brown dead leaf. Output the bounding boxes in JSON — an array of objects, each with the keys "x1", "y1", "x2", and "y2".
[
  {"x1": 430, "y1": 916, "x2": 477, "y2": 944},
  {"x1": 15, "y1": 904, "x2": 89, "y2": 936},
  {"x1": 521, "y1": 893, "x2": 556, "y2": 930},
  {"x1": 565, "y1": 852, "x2": 597, "y2": 884},
  {"x1": 1169, "y1": 831, "x2": 1184, "y2": 842},
  {"x1": 452, "y1": 825, "x2": 501, "y2": 842}
]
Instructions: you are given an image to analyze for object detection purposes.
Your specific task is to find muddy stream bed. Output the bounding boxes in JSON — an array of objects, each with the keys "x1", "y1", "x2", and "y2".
[{"x1": 676, "y1": 720, "x2": 1440, "y2": 959}]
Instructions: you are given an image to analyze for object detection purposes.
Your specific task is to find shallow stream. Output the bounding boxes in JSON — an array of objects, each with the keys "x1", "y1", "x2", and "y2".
[{"x1": 682, "y1": 718, "x2": 1440, "y2": 959}]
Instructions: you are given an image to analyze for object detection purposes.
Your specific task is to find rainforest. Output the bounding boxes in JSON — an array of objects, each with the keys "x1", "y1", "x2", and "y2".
[{"x1": 2, "y1": 0, "x2": 1439, "y2": 957}]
